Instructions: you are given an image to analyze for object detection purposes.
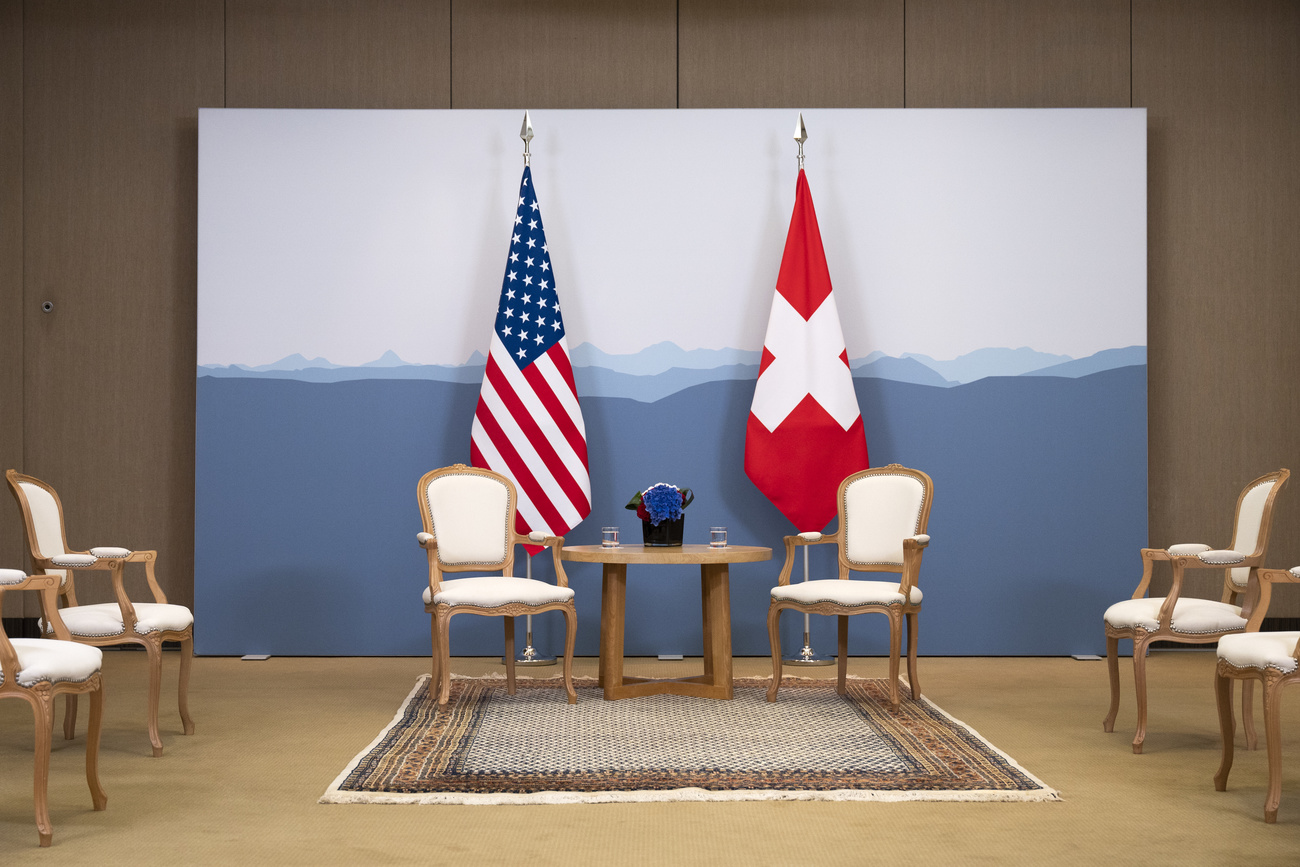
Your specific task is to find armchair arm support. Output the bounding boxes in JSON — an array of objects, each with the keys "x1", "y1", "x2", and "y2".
[
  {"x1": 899, "y1": 537, "x2": 929, "y2": 597},
  {"x1": 416, "y1": 533, "x2": 441, "y2": 596},
  {"x1": 105, "y1": 560, "x2": 140, "y2": 635},
  {"x1": 776, "y1": 530, "x2": 840, "y2": 586},
  {"x1": 0, "y1": 574, "x2": 71, "y2": 685},
  {"x1": 513, "y1": 531, "x2": 570, "y2": 587},
  {"x1": 1248, "y1": 567, "x2": 1300, "y2": 632}
]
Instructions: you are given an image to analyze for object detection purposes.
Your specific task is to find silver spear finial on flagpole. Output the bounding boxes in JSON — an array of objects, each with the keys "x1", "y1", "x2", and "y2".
[
  {"x1": 794, "y1": 112, "x2": 808, "y2": 171},
  {"x1": 521, "y1": 110, "x2": 534, "y2": 167}
]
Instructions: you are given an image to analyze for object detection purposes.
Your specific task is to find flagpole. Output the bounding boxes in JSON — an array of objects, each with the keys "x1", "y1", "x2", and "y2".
[
  {"x1": 783, "y1": 112, "x2": 834, "y2": 668},
  {"x1": 493, "y1": 108, "x2": 558, "y2": 669}
]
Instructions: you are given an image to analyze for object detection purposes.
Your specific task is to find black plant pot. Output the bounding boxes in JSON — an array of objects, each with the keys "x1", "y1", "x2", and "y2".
[{"x1": 642, "y1": 516, "x2": 684, "y2": 547}]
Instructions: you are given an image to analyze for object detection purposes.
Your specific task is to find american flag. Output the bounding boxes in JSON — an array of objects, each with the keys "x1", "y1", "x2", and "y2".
[{"x1": 470, "y1": 166, "x2": 591, "y2": 540}]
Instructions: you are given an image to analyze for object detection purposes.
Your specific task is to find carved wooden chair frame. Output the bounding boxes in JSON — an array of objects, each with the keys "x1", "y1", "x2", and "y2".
[
  {"x1": 1104, "y1": 468, "x2": 1289, "y2": 754},
  {"x1": 0, "y1": 573, "x2": 106, "y2": 846},
  {"x1": 766, "y1": 464, "x2": 933, "y2": 710},
  {"x1": 417, "y1": 464, "x2": 576, "y2": 707},
  {"x1": 6, "y1": 469, "x2": 194, "y2": 756},
  {"x1": 1214, "y1": 567, "x2": 1300, "y2": 823}
]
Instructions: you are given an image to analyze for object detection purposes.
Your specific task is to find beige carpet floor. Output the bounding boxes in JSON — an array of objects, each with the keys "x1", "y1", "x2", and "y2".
[{"x1": 1, "y1": 651, "x2": 1298, "y2": 864}]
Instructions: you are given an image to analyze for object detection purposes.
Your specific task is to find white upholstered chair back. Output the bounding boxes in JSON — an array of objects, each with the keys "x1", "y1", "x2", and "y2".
[
  {"x1": 11, "y1": 477, "x2": 70, "y2": 586},
  {"x1": 423, "y1": 468, "x2": 513, "y2": 569},
  {"x1": 1227, "y1": 476, "x2": 1281, "y2": 589},
  {"x1": 841, "y1": 468, "x2": 931, "y2": 568}
]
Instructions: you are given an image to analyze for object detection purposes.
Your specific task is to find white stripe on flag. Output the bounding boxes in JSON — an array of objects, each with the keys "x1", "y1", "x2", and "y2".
[
  {"x1": 533, "y1": 340, "x2": 589, "y2": 438},
  {"x1": 478, "y1": 355, "x2": 584, "y2": 528}
]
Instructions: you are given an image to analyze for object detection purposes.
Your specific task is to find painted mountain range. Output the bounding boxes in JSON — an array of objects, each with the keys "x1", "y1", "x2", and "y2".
[{"x1": 200, "y1": 343, "x2": 1147, "y2": 402}]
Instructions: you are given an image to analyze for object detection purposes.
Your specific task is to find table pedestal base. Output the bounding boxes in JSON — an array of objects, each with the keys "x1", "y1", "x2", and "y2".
[{"x1": 598, "y1": 561, "x2": 734, "y2": 701}]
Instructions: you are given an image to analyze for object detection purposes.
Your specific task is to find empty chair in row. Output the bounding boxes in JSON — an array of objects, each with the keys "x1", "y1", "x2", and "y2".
[{"x1": 7, "y1": 470, "x2": 194, "y2": 756}]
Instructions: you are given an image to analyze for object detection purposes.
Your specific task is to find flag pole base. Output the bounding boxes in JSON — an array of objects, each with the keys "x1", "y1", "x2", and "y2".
[
  {"x1": 503, "y1": 644, "x2": 557, "y2": 667},
  {"x1": 783, "y1": 644, "x2": 835, "y2": 666}
]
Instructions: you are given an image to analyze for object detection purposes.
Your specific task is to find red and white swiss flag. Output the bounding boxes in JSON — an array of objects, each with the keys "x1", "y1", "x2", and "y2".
[{"x1": 744, "y1": 169, "x2": 869, "y2": 532}]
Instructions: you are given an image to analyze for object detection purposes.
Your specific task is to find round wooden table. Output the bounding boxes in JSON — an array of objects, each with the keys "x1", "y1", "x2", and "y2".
[{"x1": 560, "y1": 544, "x2": 772, "y2": 700}]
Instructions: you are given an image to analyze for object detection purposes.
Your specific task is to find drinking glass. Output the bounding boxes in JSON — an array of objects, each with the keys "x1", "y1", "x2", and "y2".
[
  {"x1": 601, "y1": 526, "x2": 620, "y2": 548},
  {"x1": 710, "y1": 527, "x2": 727, "y2": 548}
]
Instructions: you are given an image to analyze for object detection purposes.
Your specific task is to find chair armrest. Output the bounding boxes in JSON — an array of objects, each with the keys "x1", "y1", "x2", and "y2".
[
  {"x1": 775, "y1": 530, "x2": 841, "y2": 586},
  {"x1": 514, "y1": 531, "x2": 570, "y2": 587},
  {"x1": 0, "y1": 573, "x2": 67, "y2": 677},
  {"x1": 904, "y1": 535, "x2": 930, "y2": 549},
  {"x1": 1150, "y1": 551, "x2": 1250, "y2": 629},
  {"x1": 1192, "y1": 549, "x2": 1248, "y2": 566},
  {"x1": 1166, "y1": 543, "x2": 1211, "y2": 556},
  {"x1": 1246, "y1": 567, "x2": 1300, "y2": 630},
  {"x1": 0, "y1": 573, "x2": 73, "y2": 640},
  {"x1": 416, "y1": 532, "x2": 435, "y2": 549}
]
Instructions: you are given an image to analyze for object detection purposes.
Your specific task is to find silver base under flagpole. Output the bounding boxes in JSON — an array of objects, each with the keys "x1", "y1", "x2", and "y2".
[
  {"x1": 511, "y1": 632, "x2": 557, "y2": 667},
  {"x1": 503, "y1": 539, "x2": 557, "y2": 666},
  {"x1": 783, "y1": 538, "x2": 835, "y2": 666}
]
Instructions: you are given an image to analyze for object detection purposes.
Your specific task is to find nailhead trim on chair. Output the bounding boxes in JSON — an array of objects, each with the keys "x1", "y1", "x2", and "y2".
[{"x1": 425, "y1": 470, "x2": 515, "y2": 567}]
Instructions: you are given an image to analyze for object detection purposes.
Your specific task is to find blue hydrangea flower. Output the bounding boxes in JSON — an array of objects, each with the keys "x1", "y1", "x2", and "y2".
[{"x1": 641, "y1": 483, "x2": 684, "y2": 526}]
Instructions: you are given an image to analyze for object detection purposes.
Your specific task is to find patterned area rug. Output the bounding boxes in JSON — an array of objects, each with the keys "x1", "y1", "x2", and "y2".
[{"x1": 321, "y1": 676, "x2": 1058, "y2": 805}]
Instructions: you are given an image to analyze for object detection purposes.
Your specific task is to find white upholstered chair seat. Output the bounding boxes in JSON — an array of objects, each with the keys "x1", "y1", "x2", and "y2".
[
  {"x1": 423, "y1": 575, "x2": 575, "y2": 608},
  {"x1": 771, "y1": 578, "x2": 922, "y2": 607},
  {"x1": 1, "y1": 639, "x2": 103, "y2": 687},
  {"x1": 1104, "y1": 597, "x2": 1246, "y2": 635},
  {"x1": 1218, "y1": 632, "x2": 1300, "y2": 675},
  {"x1": 44, "y1": 602, "x2": 194, "y2": 637}
]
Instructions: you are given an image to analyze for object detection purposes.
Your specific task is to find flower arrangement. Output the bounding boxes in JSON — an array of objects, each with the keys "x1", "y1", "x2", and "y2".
[{"x1": 626, "y1": 483, "x2": 694, "y2": 526}]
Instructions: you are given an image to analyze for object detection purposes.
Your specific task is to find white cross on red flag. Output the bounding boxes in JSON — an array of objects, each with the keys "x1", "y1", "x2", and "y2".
[{"x1": 745, "y1": 169, "x2": 869, "y2": 531}]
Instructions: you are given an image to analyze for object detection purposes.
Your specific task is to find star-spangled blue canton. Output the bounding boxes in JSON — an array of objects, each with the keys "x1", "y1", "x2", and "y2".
[{"x1": 495, "y1": 166, "x2": 564, "y2": 367}]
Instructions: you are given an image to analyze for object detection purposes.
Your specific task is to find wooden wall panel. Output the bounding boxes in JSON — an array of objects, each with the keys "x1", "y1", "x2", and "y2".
[
  {"x1": 225, "y1": 0, "x2": 451, "y2": 108},
  {"x1": 678, "y1": 0, "x2": 904, "y2": 108},
  {"x1": 906, "y1": 0, "x2": 1131, "y2": 107},
  {"x1": 1135, "y1": 0, "x2": 1300, "y2": 609},
  {"x1": 1, "y1": 0, "x2": 25, "y2": 616},
  {"x1": 452, "y1": 0, "x2": 676, "y2": 108},
  {"x1": 22, "y1": 0, "x2": 225, "y2": 610}
]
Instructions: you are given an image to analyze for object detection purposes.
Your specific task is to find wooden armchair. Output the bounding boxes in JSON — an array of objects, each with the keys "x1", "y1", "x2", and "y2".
[
  {"x1": 1, "y1": 569, "x2": 106, "y2": 847},
  {"x1": 6, "y1": 469, "x2": 194, "y2": 756},
  {"x1": 766, "y1": 464, "x2": 933, "y2": 710},
  {"x1": 1214, "y1": 566, "x2": 1300, "y2": 823},
  {"x1": 1103, "y1": 468, "x2": 1288, "y2": 753},
  {"x1": 417, "y1": 464, "x2": 577, "y2": 706}
]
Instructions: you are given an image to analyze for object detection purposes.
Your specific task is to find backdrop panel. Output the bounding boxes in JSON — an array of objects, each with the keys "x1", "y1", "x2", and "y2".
[{"x1": 196, "y1": 108, "x2": 1146, "y2": 656}]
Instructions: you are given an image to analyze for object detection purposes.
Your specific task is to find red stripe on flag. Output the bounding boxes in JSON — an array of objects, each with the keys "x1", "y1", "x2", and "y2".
[
  {"x1": 547, "y1": 344, "x2": 581, "y2": 401},
  {"x1": 472, "y1": 399, "x2": 569, "y2": 533},
  {"x1": 523, "y1": 347, "x2": 589, "y2": 466},
  {"x1": 486, "y1": 360, "x2": 590, "y2": 516}
]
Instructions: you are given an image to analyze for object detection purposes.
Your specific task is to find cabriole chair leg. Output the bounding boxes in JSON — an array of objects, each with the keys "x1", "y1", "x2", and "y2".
[
  {"x1": 1104, "y1": 634, "x2": 1120, "y2": 732},
  {"x1": 766, "y1": 605, "x2": 782, "y2": 702}
]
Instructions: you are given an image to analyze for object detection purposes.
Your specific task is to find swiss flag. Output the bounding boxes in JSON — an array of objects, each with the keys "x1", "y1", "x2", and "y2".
[{"x1": 745, "y1": 169, "x2": 869, "y2": 531}]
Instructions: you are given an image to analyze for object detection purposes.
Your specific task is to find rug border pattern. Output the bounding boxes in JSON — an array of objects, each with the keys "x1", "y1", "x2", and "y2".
[{"x1": 321, "y1": 675, "x2": 1060, "y2": 805}]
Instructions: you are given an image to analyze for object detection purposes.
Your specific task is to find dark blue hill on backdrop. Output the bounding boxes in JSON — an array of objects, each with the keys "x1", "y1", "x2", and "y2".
[{"x1": 195, "y1": 364, "x2": 1145, "y2": 657}]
